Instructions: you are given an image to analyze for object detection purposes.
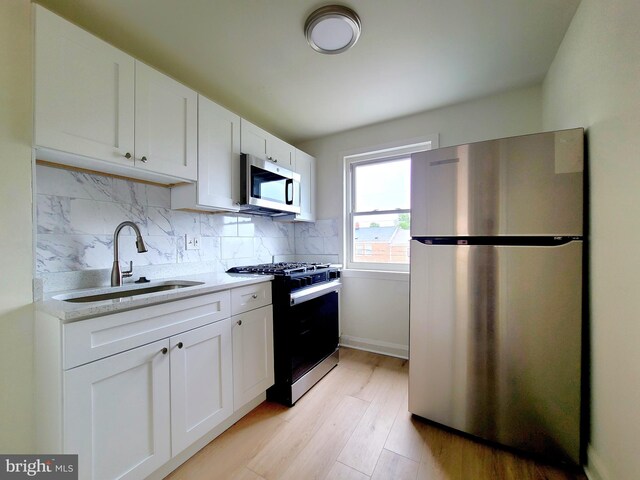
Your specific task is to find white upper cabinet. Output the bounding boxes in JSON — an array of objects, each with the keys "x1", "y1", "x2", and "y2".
[
  {"x1": 240, "y1": 119, "x2": 294, "y2": 169},
  {"x1": 240, "y1": 118, "x2": 268, "y2": 158},
  {"x1": 171, "y1": 95, "x2": 241, "y2": 212},
  {"x1": 134, "y1": 62, "x2": 197, "y2": 181},
  {"x1": 34, "y1": 5, "x2": 135, "y2": 167},
  {"x1": 34, "y1": 5, "x2": 197, "y2": 183},
  {"x1": 268, "y1": 135, "x2": 295, "y2": 169},
  {"x1": 293, "y1": 149, "x2": 316, "y2": 222}
]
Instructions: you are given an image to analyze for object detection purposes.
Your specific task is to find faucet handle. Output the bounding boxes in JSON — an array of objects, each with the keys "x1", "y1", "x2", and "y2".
[{"x1": 122, "y1": 261, "x2": 133, "y2": 278}]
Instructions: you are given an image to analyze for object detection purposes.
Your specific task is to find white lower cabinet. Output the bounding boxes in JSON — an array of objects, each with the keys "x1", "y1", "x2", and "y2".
[
  {"x1": 37, "y1": 284, "x2": 274, "y2": 480},
  {"x1": 232, "y1": 305, "x2": 275, "y2": 410},
  {"x1": 64, "y1": 339, "x2": 171, "y2": 480},
  {"x1": 170, "y1": 318, "x2": 233, "y2": 456},
  {"x1": 65, "y1": 319, "x2": 233, "y2": 480}
]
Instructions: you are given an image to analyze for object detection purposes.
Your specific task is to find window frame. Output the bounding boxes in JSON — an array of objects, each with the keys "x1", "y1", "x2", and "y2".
[{"x1": 344, "y1": 136, "x2": 438, "y2": 272}]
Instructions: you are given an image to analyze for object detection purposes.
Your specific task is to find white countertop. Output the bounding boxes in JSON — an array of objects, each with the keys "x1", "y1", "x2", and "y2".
[{"x1": 37, "y1": 272, "x2": 273, "y2": 322}]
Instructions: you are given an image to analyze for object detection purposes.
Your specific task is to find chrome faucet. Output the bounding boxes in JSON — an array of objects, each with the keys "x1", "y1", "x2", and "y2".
[{"x1": 111, "y1": 221, "x2": 148, "y2": 287}]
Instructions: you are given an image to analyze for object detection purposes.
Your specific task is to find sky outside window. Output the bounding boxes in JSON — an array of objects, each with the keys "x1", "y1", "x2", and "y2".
[{"x1": 354, "y1": 158, "x2": 410, "y2": 215}]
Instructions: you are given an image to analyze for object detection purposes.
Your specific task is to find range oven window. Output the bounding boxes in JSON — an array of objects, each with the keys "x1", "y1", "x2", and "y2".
[
  {"x1": 289, "y1": 291, "x2": 339, "y2": 383},
  {"x1": 251, "y1": 166, "x2": 293, "y2": 204}
]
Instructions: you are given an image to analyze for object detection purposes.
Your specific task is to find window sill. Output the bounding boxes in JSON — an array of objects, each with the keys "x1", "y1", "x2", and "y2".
[{"x1": 341, "y1": 269, "x2": 409, "y2": 282}]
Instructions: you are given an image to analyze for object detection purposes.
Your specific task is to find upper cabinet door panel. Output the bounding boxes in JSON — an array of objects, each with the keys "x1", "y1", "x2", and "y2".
[
  {"x1": 294, "y1": 149, "x2": 316, "y2": 222},
  {"x1": 240, "y1": 119, "x2": 269, "y2": 158},
  {"x1": 198, "y1": 96, "x2": 241, "y2": 209},
  {"x1": 34, "y1": 5, "x2": 135, "y2": 165},
  {"x1": 135, "y1": 62, "x2": 197, "y2": 181},
  {"x1": 240, "y1": 119, "x2": 294, "y2": 168},
  {"x1": 268, "y1": 136, "x2": 295, "y2": 169}
]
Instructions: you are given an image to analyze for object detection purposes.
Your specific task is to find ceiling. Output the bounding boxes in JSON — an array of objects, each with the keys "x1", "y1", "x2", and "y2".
[{"x1": 35, "y1": 0, "x2": 580, "y2": 144}]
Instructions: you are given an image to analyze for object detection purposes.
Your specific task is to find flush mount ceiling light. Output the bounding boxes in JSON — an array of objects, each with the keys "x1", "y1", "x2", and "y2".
[{"x1": 304, "y1": 5, "x2": 361, "y2": 54}]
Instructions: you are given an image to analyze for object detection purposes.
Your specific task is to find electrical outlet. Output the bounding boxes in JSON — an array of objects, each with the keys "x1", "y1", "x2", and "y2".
[{"x1": 185, "y1": 234, "x2": 201, "y2": 250}]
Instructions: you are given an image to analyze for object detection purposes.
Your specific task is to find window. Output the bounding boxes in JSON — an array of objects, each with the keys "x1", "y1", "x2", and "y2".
[{"x1": 344, "y1": 137, "x2": 437, "y2": 271}]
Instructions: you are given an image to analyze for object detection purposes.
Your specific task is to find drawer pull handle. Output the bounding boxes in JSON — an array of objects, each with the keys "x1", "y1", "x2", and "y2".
[
  {"x1": 251, "y1": 294, "x2": 258, "y2": 299},
  {"x1": 161, "y1": 347, "x2": 168, "y2": 355},
  {"x1": 123, "y1": 152, "x2": 132, "y2": 159},
  {"x1": 237, "y1": 320, "x2": 243, "y2": 326},
  {"x1": 177, "y1": 342, "x2": 184, "y2": 349},
  {"x1": 140, "y1": 156, "x2": 148, "y2": 163}
]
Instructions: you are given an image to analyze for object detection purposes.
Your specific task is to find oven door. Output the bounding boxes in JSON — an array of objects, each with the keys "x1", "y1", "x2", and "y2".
[
  {"x1": 288, "y1": 284, "x2": 340, "y2": 384},
  {"x1": 242, "y1": 154, "x2": 301, "y2": 214}
]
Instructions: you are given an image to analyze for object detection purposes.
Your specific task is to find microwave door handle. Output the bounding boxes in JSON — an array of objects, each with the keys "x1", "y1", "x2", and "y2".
[{"x1": 285, "y1": 178, "x2": 294, "y2": 205}]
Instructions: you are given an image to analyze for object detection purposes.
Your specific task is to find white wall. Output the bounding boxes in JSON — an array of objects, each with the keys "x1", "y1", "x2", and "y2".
[
  {"x1": 542, "y1": 1, "x2": 640, "y2": 479},
  {"x1": 297, "y1": 86, "x2": 542, "y2": 356},
  {"x1": 0, "y1": 0, "x2": 35, "y2": 452}
]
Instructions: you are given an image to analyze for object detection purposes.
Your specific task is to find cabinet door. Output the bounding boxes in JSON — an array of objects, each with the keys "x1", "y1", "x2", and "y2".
[
  {"x1": 135, "y1": 62, "x2": 197, "y2": 181},
  {"x1": 232, "y1": 306, "x2": 275, "y2": 410},
  {"x1": 34, "y1": 5, "x2": 135, "y2": 165},
  {"x1": 294, "y1": 149, "x2": 316, "y2": 222},
  {"x1": 240, "y1": 119, "x2": 269, "y2": 158},
  {"x1": 170, "y1": 319, "x2": 233, "y2": 456},
  {"x1": 198, "y1": 96, "x2": 241, "y2": 210},
  {"x1": 64, "y1": 339, "x2": 170, "y2": 480},
  {"x1": 240, "y1": 119, "x2": 294, "y2": 168},
  {"x1": 268, "y1": 135, "x2": 295, "y2": 169}
]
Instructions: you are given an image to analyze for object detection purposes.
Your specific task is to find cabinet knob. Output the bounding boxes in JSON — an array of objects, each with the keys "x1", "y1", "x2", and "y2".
[
  {"x1": 161, "y1": 347, "x2": 168, "y2": 355},
  {"x1": 123, "y1": 152, "x2": 132, "y2": 160},
  {"x1": 237, "y1": 320, "x2": 243, "y2": 326},
  {"x1": 177, "y1": 342, "x2": 184, "y2": 349},
  {"x1": 140, "y1": 156, "x2": 148, "y2": 163},
  {"x1": 251, "y1": 294, "x2": 258, "y2": 299}
]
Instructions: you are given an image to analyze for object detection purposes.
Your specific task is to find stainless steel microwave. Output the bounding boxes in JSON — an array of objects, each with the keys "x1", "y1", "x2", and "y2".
[{"x1": 240, "y1": 154, "x2": 301, "y2": 216}]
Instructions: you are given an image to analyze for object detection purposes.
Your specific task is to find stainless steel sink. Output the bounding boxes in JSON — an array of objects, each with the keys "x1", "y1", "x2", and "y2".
[{"x1": 58, "y1": 281, "x2": 205, "y2": 303}]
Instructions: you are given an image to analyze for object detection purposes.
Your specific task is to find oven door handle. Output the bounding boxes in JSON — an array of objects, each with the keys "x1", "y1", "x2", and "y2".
[{"x1": 290, "y1": 280, "x2": 341, "y2": 306}]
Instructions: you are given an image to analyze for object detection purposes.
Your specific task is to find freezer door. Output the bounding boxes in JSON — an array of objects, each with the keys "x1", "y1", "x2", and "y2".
[
  {"x1": 411, "y1": 128, "x2": 583, "y2": 237},
  {"x1": 408, "y1": 239, "x2": 583, "y2": 465}
]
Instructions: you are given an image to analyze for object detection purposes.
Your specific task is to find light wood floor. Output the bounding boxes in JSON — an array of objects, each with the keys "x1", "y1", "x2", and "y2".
[{"x1": 165, "y1": 348, "x2": 586, "y2": 480}]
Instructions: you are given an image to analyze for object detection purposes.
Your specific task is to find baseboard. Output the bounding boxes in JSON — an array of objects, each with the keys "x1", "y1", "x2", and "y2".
[
  {"x1": 340, "y1": 335, "x2": 408, "y2": 359},
  {"x1": 585, "y1": 445, "x2": 612, "y2": 480}
]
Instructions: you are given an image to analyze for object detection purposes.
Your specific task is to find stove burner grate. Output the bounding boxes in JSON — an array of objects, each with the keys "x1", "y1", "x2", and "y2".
[{"x1": 227, "y1": 262, "x2": 331, "y2": 275}]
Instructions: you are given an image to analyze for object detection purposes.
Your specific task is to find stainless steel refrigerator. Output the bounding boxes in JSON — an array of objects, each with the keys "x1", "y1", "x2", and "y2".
[{"x1": 408, "y1": 128, "x2": 584, "y2": 466}]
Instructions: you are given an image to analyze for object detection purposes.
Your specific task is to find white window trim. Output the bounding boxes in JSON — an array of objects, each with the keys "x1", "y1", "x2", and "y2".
[{"x1": 343, "y1": 134, "x2": 439, "y2": 272}]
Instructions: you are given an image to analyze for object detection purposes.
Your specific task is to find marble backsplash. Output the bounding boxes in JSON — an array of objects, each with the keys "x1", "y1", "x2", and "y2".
[{"x1": 35, "y1": 165, "x2": 340, "y2": 293}]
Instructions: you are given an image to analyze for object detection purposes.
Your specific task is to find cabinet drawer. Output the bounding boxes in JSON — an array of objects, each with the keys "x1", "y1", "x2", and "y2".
[
  {"x1": 231, "y1": 282, "x2": 272, "y2": 315},
  {"x1": 63, "y1": 291, "x2": 230, "y2": 370}
]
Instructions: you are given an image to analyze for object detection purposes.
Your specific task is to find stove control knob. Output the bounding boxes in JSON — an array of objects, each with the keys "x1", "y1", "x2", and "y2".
[
  {"x1": 304, "y1": 276, "x2": 313, "y2": 286},
  {"x1": 329, "y1": 270, "x2": 339, "y2": 279},
  {"x1": 290, "y1": 278, "x2": 303, "y2": 289}
]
